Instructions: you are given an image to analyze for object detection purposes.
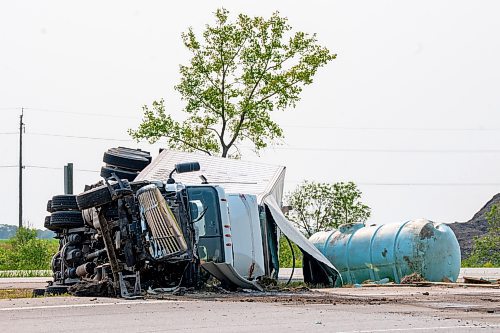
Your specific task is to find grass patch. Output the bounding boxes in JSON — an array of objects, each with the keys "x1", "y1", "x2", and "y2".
[
  {"x1": 0, "y1": 270, "x2": 52, "y2": 278},
  {"x1": 279, "y1": 236, "x2": 303, "y2": 268},
  {"x1": 0, "y1": 288, "x2": 35, "y2": 299}
]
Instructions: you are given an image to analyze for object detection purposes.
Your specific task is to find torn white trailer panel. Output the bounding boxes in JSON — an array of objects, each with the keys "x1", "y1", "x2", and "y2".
[
  {"x1": 264, "y1": 196, "x2": 342, "y2": 286},
  {"x1": 136, "y1": 150, "x2": 286, "y2": 204}
]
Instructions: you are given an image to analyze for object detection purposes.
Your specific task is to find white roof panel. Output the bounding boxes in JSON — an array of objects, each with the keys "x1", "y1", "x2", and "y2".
[{"x1": 136, "y1": 150, "x2": 286, "y2": 204}]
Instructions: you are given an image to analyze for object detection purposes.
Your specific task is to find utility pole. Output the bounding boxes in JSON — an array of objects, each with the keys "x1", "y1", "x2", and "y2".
[
  {"x1": 19, "y1": 108, "x2": 24, "y2": 229},
  {"x1": 64, "y1": 163, "x2": 74, "y2": 194}
]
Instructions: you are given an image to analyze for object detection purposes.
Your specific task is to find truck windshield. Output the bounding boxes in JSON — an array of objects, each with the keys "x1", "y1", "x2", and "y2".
[{"x1": 187, "y1": 186, "x2": 224, "y2": 263}]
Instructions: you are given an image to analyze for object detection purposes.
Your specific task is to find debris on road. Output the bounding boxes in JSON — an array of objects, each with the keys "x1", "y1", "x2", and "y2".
[
  {"x1": 463, "y1": 276, "x2": 493, "y2": 284},
  {"x1": 401, "y1": 273, "x2": 426, "y2": 284}
]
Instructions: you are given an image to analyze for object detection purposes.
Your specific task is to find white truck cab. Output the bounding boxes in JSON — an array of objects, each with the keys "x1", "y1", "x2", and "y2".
[{"x1": 186, "y1": 185, "x2": 265, "y2": 289}]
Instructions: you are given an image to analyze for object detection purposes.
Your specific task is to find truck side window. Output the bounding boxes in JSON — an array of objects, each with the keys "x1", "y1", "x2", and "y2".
[{"x1": 187, "y1": 187, "x2": 224, "y2": 263}]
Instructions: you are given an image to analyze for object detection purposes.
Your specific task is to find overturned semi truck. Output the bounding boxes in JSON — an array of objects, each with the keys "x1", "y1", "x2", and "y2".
[{"x1": 44, "y1": 148, "x2": 340, "y2": 297}]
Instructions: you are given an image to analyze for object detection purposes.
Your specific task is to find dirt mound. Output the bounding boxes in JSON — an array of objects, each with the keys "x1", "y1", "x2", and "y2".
[
  {"x1": 400, "y1": 273, "x2": 425, "y2": 284},
  {"x1": 448, "y1": 193, "x2": 500, "y2": 259},
  {"x1": 68, "y1": 279, "x2": 114, "y2": 297}
]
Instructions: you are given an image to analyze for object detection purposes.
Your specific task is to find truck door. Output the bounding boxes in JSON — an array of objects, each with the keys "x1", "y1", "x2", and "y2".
[{"x1": 186, "y1": 186, "x2": 225, "y2": 263}]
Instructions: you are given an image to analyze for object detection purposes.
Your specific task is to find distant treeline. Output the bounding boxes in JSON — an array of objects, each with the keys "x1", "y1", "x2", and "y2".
[{"x1": 0, "y1": 224, "x2": 55, "y2": 240}]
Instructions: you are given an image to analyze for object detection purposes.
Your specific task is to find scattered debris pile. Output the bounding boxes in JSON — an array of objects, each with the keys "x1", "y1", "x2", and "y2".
[
  {"x1": 68, "y1": 279, "x2": 114, "y2": 297},
  {"x1": 400, "y1": 273, "x2": 426, "y2": 284}
]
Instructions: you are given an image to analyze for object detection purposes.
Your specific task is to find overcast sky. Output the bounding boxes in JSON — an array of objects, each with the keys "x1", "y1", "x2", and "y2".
[{"x1": 1, "y1": 1, "x2": 499, "y2": 229}]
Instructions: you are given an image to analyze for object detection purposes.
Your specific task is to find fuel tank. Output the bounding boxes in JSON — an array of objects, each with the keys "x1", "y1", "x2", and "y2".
[{"x1": 309, "y1": 219, "x2": 461, "y2": 284}]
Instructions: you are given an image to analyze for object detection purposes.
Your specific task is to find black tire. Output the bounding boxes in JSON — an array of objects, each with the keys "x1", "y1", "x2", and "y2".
[
  {"x1": 44, "y1": 216, "x2": 51, "y2": 229},
  {"x1": 76, "y1": 180, "x2": 131, "y2": 210},
  {"x1": 45, "y1": 215, "x2": 62, "y2": 232},
  {"x1": 113, "y1": 147, "x2": 152, "y2": 161},
  {"x1": 103, "y1": 150, "x2": 150, "y2": 171},
  {"x1": 32, "y1": 288, "x2": 46, "y2": 297},
  {"x1": 100, "y1": 166, "x2": 139, "y2": 181},
  {"x1": 45, "y1": 285, "x2": 69, "y2": 296},
  {"x1": 46, "y1": 200, "x2": 53, "y2": 213},
  {"x1": 51, "y1": 195, "x2": 78, "y2": 212},
  {"x1": 50, "y1": 211, "x2": 84, "y2": 228}
]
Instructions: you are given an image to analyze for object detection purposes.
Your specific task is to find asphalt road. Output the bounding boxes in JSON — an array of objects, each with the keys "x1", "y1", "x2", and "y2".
[
  {"x1": 0, "y1": 269, "x2": 498, "y2": 332},
  {"x1": 0, "y1": 286, "x2": 498, "y2": 332}
]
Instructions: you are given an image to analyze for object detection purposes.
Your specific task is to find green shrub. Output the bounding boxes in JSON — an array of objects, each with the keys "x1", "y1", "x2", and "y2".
[
  {"x1": 462, "y1": 205, "x2": 500, "y2": 268},
  {"x1": 279, "y1": 236, "x2": 303, "y2": 268},
  {"x1": 0, "y1": 228, "x2": 58, "y2": 270}
]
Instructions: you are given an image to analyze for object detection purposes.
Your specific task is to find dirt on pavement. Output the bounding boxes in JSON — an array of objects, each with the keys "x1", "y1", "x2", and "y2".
[{"x1": 145, "y1": 285, "x2": 499, "y2": 318}]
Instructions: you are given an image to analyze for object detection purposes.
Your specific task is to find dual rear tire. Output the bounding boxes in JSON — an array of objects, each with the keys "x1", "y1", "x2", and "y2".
[{"x1": 45, "y1": 195, "x2": 83, "y2": 230}]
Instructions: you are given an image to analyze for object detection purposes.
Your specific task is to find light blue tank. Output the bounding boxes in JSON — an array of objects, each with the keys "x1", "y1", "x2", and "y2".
[{"x1": 309, "y1": 219, "x2": 461, "y2": 284}]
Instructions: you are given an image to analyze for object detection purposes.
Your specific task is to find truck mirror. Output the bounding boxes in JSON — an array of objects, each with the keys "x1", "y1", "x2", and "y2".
[
  {"x1": 175, "y1": 162, "x2": 200, "y2": 174},
  {"x1": 167, "y1": 162, "x2": 201, "y2": 184}
]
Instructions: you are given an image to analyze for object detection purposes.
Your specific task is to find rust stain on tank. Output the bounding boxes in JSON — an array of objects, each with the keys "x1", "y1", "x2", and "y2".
[
  {"x1": 403, "y1": 255, "x2": 417, "y2": 271},
  {"x1": 419, "y1": 223, "x2": 435, "y2": 240}
]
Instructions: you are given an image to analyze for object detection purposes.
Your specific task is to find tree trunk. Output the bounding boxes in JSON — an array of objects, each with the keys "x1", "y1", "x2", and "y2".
[{"x1": 221, "y1": 145, "x2": 229, "y2": 158}]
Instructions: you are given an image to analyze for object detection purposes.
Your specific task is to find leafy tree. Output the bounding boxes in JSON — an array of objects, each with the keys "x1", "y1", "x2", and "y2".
[
  {"x1": 286, "y1": 181, "x2": 371, "y2": 237},
  {"x1": 0, "y1": 227, "x2": 57, "y2": 270},
  {"x1": 130, "y1": 8, "x2": 336, "y2": 157},
  {"x1": 462, "y1": 204, "x2": 500, "y2": 267}
]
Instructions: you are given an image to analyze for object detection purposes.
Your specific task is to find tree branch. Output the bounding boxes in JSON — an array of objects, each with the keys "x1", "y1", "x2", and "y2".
[
  {"x1": 201, "y1": 70, "x2": 223, "y2": 95},
  {"x1": 219, "y1": 35, "x2": 227, "y2": 147},
  {"x1": 218, "y1": 35, "x2": 249, "y2": 150},
  {"x1": 207, "y1": 127, "x2": 221, "y2": 138},
  {"x1": 164, "y1": 134, "x2": 212, "y2": 156},
  {"x1": 255, "y1": 78, "x2": 302, "y2": 105},
  {"x1": 226, "y1": 50, "x2": 273, "y2": 149},
  {"x1": 297, "y1": 209, "x2": 312, "y2": 236},
  {"x1": 193, "y1": 94, "x2": 221, "y2": 117}
]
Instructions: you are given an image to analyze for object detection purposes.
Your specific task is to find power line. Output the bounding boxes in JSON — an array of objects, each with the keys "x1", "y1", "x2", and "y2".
[
  {"x1": 27, "y1": 132, "x2": 135, "y2": 142},
  {"x1": 4, "y1": 106, "x2": 500, "y2": 132},
  {"x1": 0, "y1": 106, "x2": 140, "y2": 119},
  {"x1": 0, "y1": 165, "x2": 99, "y2": 173},
  {"x1": 269, "y1": 147, "x2": 500, "y2": 154},
  {"x1": 25, "y1": 165, "x2": 99, "y2": 173},
  {"x1": 23, "y1": 107, "x2": 140, "y2": 120},
  {"x1": 359, "y1": 183, "x2": 500, "y2": 186},
  {"x1": 0, "y1": 132, "x2": 17, "y2": 135},
  {"x1": 18, "y1": 132, "x2": 500, "y2": 153},
  {"x1": 282, "y1": 124, "x2": 500, "y2": 132},
  {"x1": 285, "y1": 180, "x2": 500, "y2": 187}
]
